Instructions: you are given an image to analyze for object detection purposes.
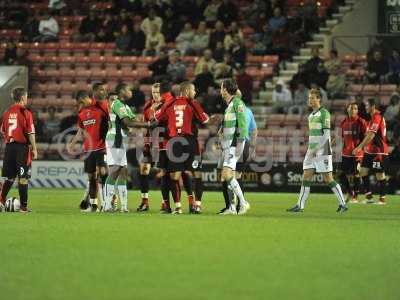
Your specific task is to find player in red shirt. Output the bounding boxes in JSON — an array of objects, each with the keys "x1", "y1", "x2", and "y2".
[
  {"x1": 79, "y1": 82, "x2": 110, "y2": 210},
  {"x1": 0, "y1": 87, "x2": 37, "y2": 212},
  {"x1": 340, "y1": 103, "x2": 367, "y2": 203},
  {"x1": 154, "y1": 82, "x2": 209, "y2": 214},
  {"x1": 136, "y1": 83, "x2": 163, "y2": 212},
  {"x1": 353, "y1": 98, "x2": 389, "y2": 205},
  {"x1": 68, "y1": 90, "x2": 108, "y2": 212}
]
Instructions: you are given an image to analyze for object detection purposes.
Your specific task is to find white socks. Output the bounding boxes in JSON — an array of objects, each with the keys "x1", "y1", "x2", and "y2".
[
  {"x1": 228, "y1": 178, "x2": 246, "y2": 206},
  {"x1": 296, "y1": 185, "x2": 311, "y2": 209}
]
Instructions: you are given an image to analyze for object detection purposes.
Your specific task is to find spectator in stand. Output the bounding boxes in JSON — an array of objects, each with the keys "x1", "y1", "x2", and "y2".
[
  {"x1": 162, "y1": 6, "x2": 183, "y2": 43},
  {"x1": 34, "y1": 11, "x2": 59, "y2": 43},
  {"x1": 291, "y1": 64, "x2": 309, "y2": 89},
  {"x1": 324, "y1": 49, "x2": 342, "y2": 74},
  {"x1": 176, "y1": 22, "x2": 195, "y2": 56},
  {"x1": 236, "y1": 66, "x2": 253, "y2": 105},
  {"x1": 209, "y1": 21, "x2": 226, "y2": 50},
  {"x1": 43, "y1": 106, "x2": 60, "y2": 142},
  {"x1": 271, "y1": 25, "x2": 292, "y2": 61},
  {"x1": 326, "y1": 68, "x2": 346, "y2": 98},
  {"x1": 213, "y1": 53, "x2": 234, "y2": 80},
  {"x1": 141, "y1": 8, "x2": 163, "y2": 36},
  {"x1": 118, "y1": 9, "x2": 134, "y2": 29},
  {"x1": 192, "y1": 21, "x2": 210, "y2": 55},
  {"x1": 217, "y1": 0, "x2": 238, "y2": 26},
  {"x1": 213, "y1": 41, "x2": 226, "y2": 62},
  {"x1": 366, "y1": 50, "x2": 389, "y2": 84},
  {"x1": 301, "y1": 0, "x2": 319, "y2": 34},
  {"x1": 193, "y1": 64, "x2": 216, "y2": 96},
  {"x1": 76, "y1": 11, "x2": 100, "y2": 42},
  {"x1": 272, "y1": 79, "x2": 292, "y2": 113},
  {"x1": 224, "y1": 21, "x2": 243, "y2": 51},
  {"x1": 195, "y1": 49, "x2": 216, "y2": 76},
  {"x1": 32, "y1": 110, "x2": 44, "y2": 143},
  {"x1": 268, "y1": 7, "x2": 286, "y2": 32},
  {"x1": 114, "y1": 24, "x2": 132, "y2": 56},
  {"x1": 202, "y1": 87, "x2": 224, "y2": 114},
  {"x1": 308, "y1": 63, "x2": 329, "y2": 89},
  {"x1": 245, "y1": 0, "x2": 268, "y2": 29},
  {"x1": 127, "y1": 80, "x2": 146, "y2": 112},
  {"x1": 21, "y1": 13, "x2": 40, "y2": 42},
  {"x1": 230, "y1": 35, "x2": 247, "y2": 68},
  {"x1": 303, "y1": 47, "x2": 323, "y2": 74},
  {"x1": 144, "y1": 23, "x2": 165, "y2": 56},
  {"x1": 98, "y1": 11, "x2": 119, "y2": 42},
  {"x1": 49, "y1": 0, "x2": 66, "y2": 11},
  {"x1": 166, "y1": 50, "x2": 186, "y2": 84},
  {"x1": 289, "y1": 82, "x2": 309, "y2": 114},
  {"x1": 148, "y1": 48, "x2": 169, "y2": 82},
  {"x1": 2, "y1": 40, "x2": 17, "y2": 65},
  {"x1": 203, "y1": 0, "x2": 221, "y2": 26},
  {"x1": 131, "y1": 22, "x2": 146, "y2": 56},
  {"x1": 384, "y1": 94, "x2": 400, "y2": 130},
  {"x1": 367, "y1": 37, "x2": 390, "y2": 62},
  {"x1": 388, "y1": 49, "x2": 400, "y2": 85},
  {"x1": 252, "y1": 23, "x2": 273, "y2": 55},
  {"x1": 59, "y1": 113, "x2": 77, "y2": 133}
]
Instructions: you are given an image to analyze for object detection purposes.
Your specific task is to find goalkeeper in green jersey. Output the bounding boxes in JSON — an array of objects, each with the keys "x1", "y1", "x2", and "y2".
[
  {"x1": 287, "y1": 88, "x2": 348, "y2": 213},
  {"x1": 218, "y1": 79, "x2": 250, "y2": 215}
]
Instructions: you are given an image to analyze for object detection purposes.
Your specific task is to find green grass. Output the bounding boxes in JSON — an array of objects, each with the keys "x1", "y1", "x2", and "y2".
[{"x1": 0, "y1": 189, "x2": 399, "y2": 300}]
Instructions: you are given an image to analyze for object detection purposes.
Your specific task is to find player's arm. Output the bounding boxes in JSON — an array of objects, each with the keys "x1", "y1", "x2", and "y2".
[
  {"x1": 235, "y1": 101, "x2": 248, "y2": 156},
  {"x1": 114, "y1": 101, "x2": 149, "y2": 128},
  {"x1": 25, "y1": 111, "x2": 37, "y2": 159},
  {"x1": 122, "y1": 117, "x2": 150, "y2": 128},
  {"x1": 67, "y1": 127, "x2": 83, "y2": 154},
  {"x1": 192, "y1": 100, "x2": 210, "y2": 124},
  {"x1": 353, "y1": 117, "x2": 378, "y2": 155},
  {"x1": 28, "y1": 133, "x2": 38, "y2": 160}
]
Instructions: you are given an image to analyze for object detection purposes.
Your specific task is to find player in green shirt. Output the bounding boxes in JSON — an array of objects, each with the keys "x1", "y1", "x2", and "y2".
[
  {"x1": 287, "y1": 88, "x2": 348, "y2": 213},
  {"x1": 103, "y1": 83, "x2": 148, "y2": 212},
  {"x1": 218, "y1": 79, "x2": 250, "y2": 215}
]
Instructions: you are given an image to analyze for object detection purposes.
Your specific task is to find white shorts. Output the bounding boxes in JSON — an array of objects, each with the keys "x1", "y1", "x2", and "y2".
[
  {"x1": 303, "y1": 152, "x2": 333, "y2": 173},
  {"x1": 217, "y1": 144, "x2": 244, "y2": 170},
  {"x1": 106, "y1": 141, "x2": 127, "y2": 167}
]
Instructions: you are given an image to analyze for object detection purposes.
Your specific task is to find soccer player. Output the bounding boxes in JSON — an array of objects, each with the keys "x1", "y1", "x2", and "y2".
[
  {"x1": 136, "y1": 83, "x2": 162, "y2": 212},
  {"x1": 340, "y1": 103, "x2": 367, "y2": 203},
  {"x1": 218, "y1": 79, "x2": 250, "y2": 215},
  {"x1": 68, "y1": 90, "x2": 108, "y2": 212},
  {"x1": 79, "y1": 82, "x2": 110, "y2": 210},
  {"x1": 0, "y1": 87, "x2": 37, "y2": 212},
  {"x1": 154, "y1": 82, "x2": 209, "y2": 214},
  {"x1": 287, "y1": 88, "x2": 348, "y2": 213},
  {"x1": 352, "y1": 98, "x2": 389, "y2": 205},
  {"x1": 103, "y1": 83, "x2": 149, "y2": 212}
]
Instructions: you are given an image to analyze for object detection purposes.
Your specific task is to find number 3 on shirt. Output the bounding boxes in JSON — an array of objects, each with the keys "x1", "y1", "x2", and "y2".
[
  {"x1": 8, "y1": 118, "x2": 17, "y2": 136},
  {"x1": 175, "y1": 110, "x2": 184, "y2": 128}
]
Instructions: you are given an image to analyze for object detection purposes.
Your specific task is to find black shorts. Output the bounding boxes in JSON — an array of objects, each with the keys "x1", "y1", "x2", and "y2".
[
  {"x1": 166, "y1": 135, "x2": 196, "y2": 172},
  {"x1": 2, "y1": 143, "x2": 31, "y2": 179},
  {"x1": 236, "y1": 141, "x2": 251, "y2": 172},
  {"x1": 361, "y1": 153, "x2": 388, "y2": 172},
  {"x1": 155, "y1": 149, "x2": 168, "y2": 170},
  {"x1": 84, "y1": 149, "x2": 107, "y2": 174},
  {"x1": 341, "y1": 156, "x2": 359, "y2": 175},
  {"x1": 192, "y1": 139, "x2": 203, "y2": 171}
]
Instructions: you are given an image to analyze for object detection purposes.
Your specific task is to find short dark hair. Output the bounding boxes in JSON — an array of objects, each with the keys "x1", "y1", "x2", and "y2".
[
  {"x1": 11, "y1": 87, "x2": 26, "y2": 102},
  {"x1": 367, "y1": 98, "x2": 377, "y2": 107},
  {"x1": 159, "y1": 81, "x2": 171, "y2": 94},
  {"x1": 115, "y1": 83, "x2": 128, "y2": 95},
  {"x1": 222, "y1": 78, "x2": 238, "y2": 95},
  {"x1": 92, "y1": 82, "x2": 106, "y2": 92},
  {"x1": 75, "y1": 90, "x2": 89, "y2": 101},
  {"x1": 330, "y1": 49, "x2": 338, "y2": 57}
]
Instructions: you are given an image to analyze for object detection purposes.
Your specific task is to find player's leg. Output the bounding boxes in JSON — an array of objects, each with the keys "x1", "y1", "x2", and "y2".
[
  {"x1": 97, "y1": 165, "x2": 108, "y2": 211},
  {"x1": 360, "y1": 154, "x2": 373, "y2": 203},
  {"x1": 137, "y1": 163, "x2": 151, "y2": 211},
  {"x1": 83, "y1": 152, "x2": 101, "y2": 212},
  {"x1": 323, "y1": 172, "x2": 348, "y2": 212},
  {"x1": 15, "y1": 144, "x2": 31, "y2": 212},
  {"x1": 181, "y1": 171, "x2": 194, "y2": 212},
  {"x1": 116, "y1": 167, "x2": 129, "y2": 212},
  {"x1": 104, "y1": 165, "x2": 121, "y2": 211},
  {"x1": 0, "y1": 144, "x2": 17, "y2": 210},
  {"x1": 287, "y1": 168, "x2": 314, "y2": 212},
  {"x1": 376, "y1": 171, "x2": 387, "y2": 205},
  {"x1": 169, "y1": 171, "x2": 182, "y2": 214},
  {"x1": 193, "y1": 170, "x2": 203, "y2": 213},
  {"x1": 80, "y1": 181, "x2": 90, "y2": 210}
]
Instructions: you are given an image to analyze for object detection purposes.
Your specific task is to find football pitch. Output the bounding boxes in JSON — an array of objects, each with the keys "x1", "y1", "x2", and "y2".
[{"x1": 0, "y1": 189, "x2": 399, "y2": 300}]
